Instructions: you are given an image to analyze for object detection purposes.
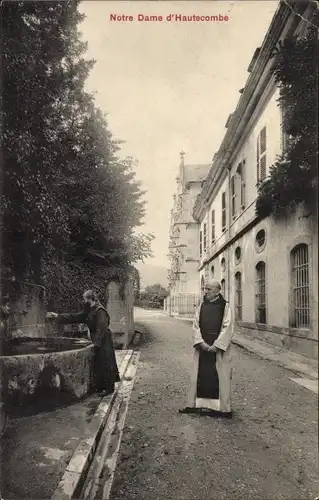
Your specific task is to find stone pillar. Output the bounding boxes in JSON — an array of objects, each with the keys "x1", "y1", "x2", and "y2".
[{"x1": 106, "y1": 278, "x2": 134, "y2": 348}]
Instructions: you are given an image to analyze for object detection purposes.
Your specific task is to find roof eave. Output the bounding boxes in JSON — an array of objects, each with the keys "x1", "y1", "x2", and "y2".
[{"x1": 193, "y1": 1, "x2": 293, "y2": 218}]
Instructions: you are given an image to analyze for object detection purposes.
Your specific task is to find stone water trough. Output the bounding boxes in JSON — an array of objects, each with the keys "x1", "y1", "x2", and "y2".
[
  {"x1": 0, "y1": 278, "x2": 134, "y2": 413},
  {"x1": 0, "y1": 281, "x2": 96, "y2": 413},
  {"x1": 0, "y1": 336, "x2": 95, "y2": 410}
]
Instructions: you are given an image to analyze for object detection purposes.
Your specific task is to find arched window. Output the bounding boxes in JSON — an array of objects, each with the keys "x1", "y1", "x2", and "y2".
[
  {"x1": 255, "y1": 261, "x2": 266, "y2": 324},
  {"x1": 211, "y1": 265, "x2": 215, "y2": 279},
  {"x1": 235, "y1": 272, "x2": 242, "y2": 320},
  {"x1": 256, "y1": 229, "x2": 266, "y2": 248},
  {"x1": 235, "y1": 246, "x2": 242, "y2": 264},
  {"x1": 221, "y1": 278, "x2": 226, "y2": 297},
  {"x1": 291, "y1": 244, "x2": 310, "y2": 328},
  {"x1": 221, "y1": 257, "x2": 226, "y2": 273},
  {"x1": 200, "y1": 275, "x2": 205, "y2": 298}
]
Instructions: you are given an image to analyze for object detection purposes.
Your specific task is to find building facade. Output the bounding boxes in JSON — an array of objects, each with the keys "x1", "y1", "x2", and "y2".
[
  {"x1": 192, "y1": 1, "x2": 318, "y2": 359},
  {"x1": 165, "y1": 155, "x2": 210, "y2": 316}
]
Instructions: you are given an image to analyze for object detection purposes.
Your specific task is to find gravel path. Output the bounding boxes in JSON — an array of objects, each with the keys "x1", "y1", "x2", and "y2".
[{"x1": 111, "y1": 309, "x2": 318, "y2": 500}]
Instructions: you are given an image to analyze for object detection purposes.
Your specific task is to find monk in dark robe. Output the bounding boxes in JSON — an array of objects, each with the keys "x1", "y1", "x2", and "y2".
[
  {"x1": 179, "y1": 280, "x2": 234, "y2": 418},
  {"x1": 47, "y1": 290, "x2": 120, "y2": 396}
]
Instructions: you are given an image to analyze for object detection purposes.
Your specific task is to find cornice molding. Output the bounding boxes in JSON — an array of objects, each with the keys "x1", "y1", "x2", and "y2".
[
  {"x1": 193, "y1": 0, "x2": 310, "y2": 222},
  {"x1": 198, "y1": 214, "x2": 262, "y2": 271}
]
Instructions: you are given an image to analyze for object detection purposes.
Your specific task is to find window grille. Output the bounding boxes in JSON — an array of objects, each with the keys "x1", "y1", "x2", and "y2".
[
  {"x1": 235, "y1": 272, "x2": 242, "y2": 320},
  {"x1": 231, "y1": 176, "x2": 236, "y2": 217},
  {"x1": 257, "y1": 126, "x2": 267, "y2": 182},
  {"x1": 211, "y1": 209, "x2": 215, "y2": 243},
  {"x1": 221, "y1": 192, "x2": 226, "y2": 231},
  {"x1": 291, "y1": 244, "x2": 310, "y2": 328},
  {"x1": 255, "y1": 261, "x2": 266, "y2": 324}
]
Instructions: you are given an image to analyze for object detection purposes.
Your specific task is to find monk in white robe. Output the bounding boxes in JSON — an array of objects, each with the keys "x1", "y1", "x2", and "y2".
[{"x1": 179, "y1": 280, "x2": 234, "y2": 418}]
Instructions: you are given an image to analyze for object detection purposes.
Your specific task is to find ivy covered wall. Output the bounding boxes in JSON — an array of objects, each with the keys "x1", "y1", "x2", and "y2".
[{"x1": 256, "y1": 13, "x2": 319, "y2": 219}]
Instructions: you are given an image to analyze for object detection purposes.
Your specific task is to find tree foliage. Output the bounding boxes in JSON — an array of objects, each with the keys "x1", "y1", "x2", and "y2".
[
  {"x1": 143, "y1": 283, "x2": 169, "y2": 298},
  {"x1": 131, "y1": 266, "x2": 141, "y2": 302},
  {"x1": 1, "y1": 1, "x2": 153, "y2": 310},
  {"x1": 137, "y1": 283, "x2": 169, "y2": 309},
  {"x1": 256, "y1": 12, "x2": 319, "y2": 218}
]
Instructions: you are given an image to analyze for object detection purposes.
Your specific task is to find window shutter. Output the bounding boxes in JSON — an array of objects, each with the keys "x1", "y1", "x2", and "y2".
[
  {"x1": 199, "y1": 231, "x2": 203, "y2": 257},
  {"x1": 257, "y1": 127, "x2": 267, "y2": 182},
  {"x1": 221, "y1": 192, "x2": 226, "y2": 231},
  {"x1": 203, "y1": 223, "x2": 207, "y2": 252},
  {"x1": 260, "y1": 155, "x2": 266, "y2": 181},
  {"x1": 231, "y1": 176, "x2": 236, "y2": 217},
  {"x1": 211, "y1": 210, "x2": 215, "y2": 243},
  {"x1": 241, "y1": 160, "x2": 245, "y2": 207},
  {"x1": 260, "y1": 126, "x2": 267, "y2": 154},
  {"x1": 257, "y1": 137, "x2": 260, "y2": 181}
]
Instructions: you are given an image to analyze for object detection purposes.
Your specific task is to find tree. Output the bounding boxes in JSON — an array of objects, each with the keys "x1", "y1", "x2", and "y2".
[
  {"x1": 139, "y1": 283, "x2": 169, "y2": 309},
  {"x1": 131, "y1": 267, "x2": 141, "y2": 302},
  {"x1": 1, "y1": 1, "x2": 80, "y2": 281},
  {"x1": 256, "y1": 11, "x2": 319, "y2": 218},
  {"x1": 1, "y1": 1, "x2": 153, "y2": 311},
  {"x1": 144, "y1": 284, "x2": 169, "y2": 298}
]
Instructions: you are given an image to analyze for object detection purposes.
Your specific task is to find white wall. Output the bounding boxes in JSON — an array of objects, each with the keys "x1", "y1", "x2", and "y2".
[{"x1": 230, "y1": 85, "x2": 282, "y2": 235}]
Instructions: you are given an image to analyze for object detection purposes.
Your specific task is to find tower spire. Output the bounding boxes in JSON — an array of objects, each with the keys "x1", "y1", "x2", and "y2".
[{"x1": 180, "y1": 150, "x2": 185, "y2": 166}]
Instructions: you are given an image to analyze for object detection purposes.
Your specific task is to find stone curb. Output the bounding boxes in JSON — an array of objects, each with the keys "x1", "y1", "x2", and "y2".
[
  {"x1": 232, "y1": 336, "x2": 318, "y2": 381},
  {"x1": 80, "y1": 351, "x2": 140, "y2": 500},
  {"x1": 169, "y1": 314, "x2": 317, "y2": 381},
  {"x1": 51, "y1": 350, "x2": 134, "y2": 500}
]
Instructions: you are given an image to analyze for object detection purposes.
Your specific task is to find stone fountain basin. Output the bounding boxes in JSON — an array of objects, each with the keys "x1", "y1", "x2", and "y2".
[{"x1": 0, "y1": 337, "x2": 95, "y2": 412}]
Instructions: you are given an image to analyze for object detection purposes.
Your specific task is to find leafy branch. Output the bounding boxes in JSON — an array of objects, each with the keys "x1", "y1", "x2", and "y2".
[
  {"x1": 1, "y1": 1, "x2": 153, "y2": 311},
  {"x1": 256, "y1": 10, "x2": 319, "y2": 218}
]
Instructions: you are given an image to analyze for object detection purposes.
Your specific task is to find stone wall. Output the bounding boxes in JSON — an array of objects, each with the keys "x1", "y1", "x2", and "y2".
[
  {"x1": 237, "y1": 322, "x2": 318, "y2": 360},
  {"x1": 1, "y1": 277, "x2": 135, "y2": 348}
]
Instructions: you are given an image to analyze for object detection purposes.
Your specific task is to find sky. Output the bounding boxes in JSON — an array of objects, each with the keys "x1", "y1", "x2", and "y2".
[{"x1": 79, "y1": 0, "x2": 279, "y2": 268}]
